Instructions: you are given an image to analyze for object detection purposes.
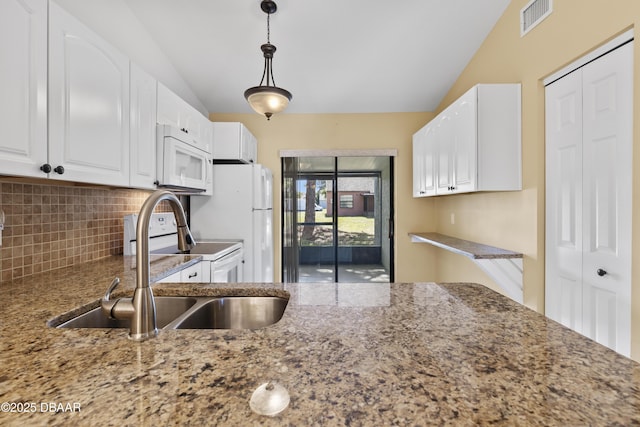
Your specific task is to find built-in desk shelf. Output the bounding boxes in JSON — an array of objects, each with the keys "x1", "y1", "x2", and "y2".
[{"x1": 410, "y1": 232, "x2": 523, "y2": 304}]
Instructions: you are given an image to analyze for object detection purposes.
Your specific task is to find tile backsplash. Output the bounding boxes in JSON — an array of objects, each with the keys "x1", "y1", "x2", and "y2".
[{"x1": 0, "y1": 180, "x2": 164, "y2": 283}]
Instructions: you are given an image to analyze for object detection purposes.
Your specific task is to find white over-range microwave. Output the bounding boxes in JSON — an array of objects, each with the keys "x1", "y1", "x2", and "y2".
[{"x1": 156, "y1": 124, "x2": 211, "y2": 192}]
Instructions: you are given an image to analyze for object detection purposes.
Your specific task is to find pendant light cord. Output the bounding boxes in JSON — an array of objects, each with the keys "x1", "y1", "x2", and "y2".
[
  {"x1": 267, "y1": 13, "x2": 271, "y2": 44},
  {"x1": 265, "y1": 11, "x2": 274, "y2": 87}
]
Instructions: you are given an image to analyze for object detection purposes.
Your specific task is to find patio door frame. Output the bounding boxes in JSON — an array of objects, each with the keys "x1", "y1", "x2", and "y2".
[{"x1": 280, "y1": 149, "x2": 397, "y2": 283}]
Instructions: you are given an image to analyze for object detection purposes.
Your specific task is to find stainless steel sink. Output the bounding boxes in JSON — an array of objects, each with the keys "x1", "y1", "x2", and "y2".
[
  {"x1": 54, "y1": 296, "x2": 288, "y2": 330},
  {"x1": 56, "y1": 297, "x2": 198, "y2": 329},
  {"x1": 172, "y1": 297, "x2": 288, "y2": 329}
]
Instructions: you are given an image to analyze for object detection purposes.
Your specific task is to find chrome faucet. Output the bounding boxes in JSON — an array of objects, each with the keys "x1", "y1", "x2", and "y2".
[{"x1": 101, "y1": 190, "x2": 196, "y2": 341}]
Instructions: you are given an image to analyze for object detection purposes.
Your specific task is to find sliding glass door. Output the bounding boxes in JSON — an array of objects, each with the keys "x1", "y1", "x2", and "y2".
[{"x1": 282, "y1": 155, "x2": 393, "y2": 283}]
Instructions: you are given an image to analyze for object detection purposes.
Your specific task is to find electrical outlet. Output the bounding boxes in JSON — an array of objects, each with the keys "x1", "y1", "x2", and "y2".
[{"x1": 450, "y1": 213, "x2": 455, "y2": 225}]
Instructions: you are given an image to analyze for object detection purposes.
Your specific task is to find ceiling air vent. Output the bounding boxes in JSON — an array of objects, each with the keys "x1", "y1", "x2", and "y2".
[{"x1": 520, "y1": 0, "x2": 552, "y2": 37}]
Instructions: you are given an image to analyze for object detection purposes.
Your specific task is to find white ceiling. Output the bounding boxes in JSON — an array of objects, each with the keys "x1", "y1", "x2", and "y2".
[{"x1": 124, "y1": 0, "x2": 511, "y2": 115}]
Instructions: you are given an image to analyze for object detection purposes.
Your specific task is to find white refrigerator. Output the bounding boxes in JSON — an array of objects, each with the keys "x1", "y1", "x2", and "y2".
[{"x1": 190, "y1": 164, "x2": 273, "y2": 282}]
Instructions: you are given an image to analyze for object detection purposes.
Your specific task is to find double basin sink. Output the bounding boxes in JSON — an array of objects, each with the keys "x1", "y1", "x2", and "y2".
[{"x1": 55, "y1": 296, "x2": 289, "y2": 330}]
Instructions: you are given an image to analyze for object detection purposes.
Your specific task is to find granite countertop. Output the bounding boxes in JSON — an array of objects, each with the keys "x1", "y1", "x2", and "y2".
[
  {"x1": 409, "y1": 232, "x2": 523, "y2": 259},
  {"x1": 0, "y1": 256, "x2": 639, "y2": 426}
]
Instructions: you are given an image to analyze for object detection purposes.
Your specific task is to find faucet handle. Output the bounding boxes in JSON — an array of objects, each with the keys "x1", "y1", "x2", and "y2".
[{"x1": 101, "y1": 277, "x2": 121, "y2": 317}]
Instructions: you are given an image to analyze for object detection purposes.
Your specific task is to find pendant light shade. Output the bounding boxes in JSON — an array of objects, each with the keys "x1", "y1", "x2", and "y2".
[
  {"x1": 244, "y1": 1, "x2": 292, "y2": 120},
  {"x1": 245, "y1": 85, "x2": 292, "y2": 119}
]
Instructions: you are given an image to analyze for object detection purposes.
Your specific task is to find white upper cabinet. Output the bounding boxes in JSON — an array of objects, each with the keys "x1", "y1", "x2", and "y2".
[
  {"x1": 48, "y1": 2, "x2": 130, "y2": 186},
  {"x1": 157, "y1": 82, "x2": 212, "y2": 154},
  {"x1": 1, "y1": 2, "x2": 211, "y2": 191},
  {"x1": 435, "y1": 112, "x2": 454, "y2": 194},
  {"x1": 412, "y1": 123, "x2": 436, "y2": 197},
  {"x1": 212, "y1": 122, "x2": 257, "y2": 164},
  {"x1": 157, "y1": 82, "x2": 182, "y2": 129},
  {"x1": 0, "y1": 0, "x2": 48, "y2": 177},
  {"x1": 449, "y1": 89, "x2": 478, "y2": 194},
  {"x1": 413, "y1": 84, "x2": 522, "y2": 197},
  {"x1": 129, "y1": 63, "x2": 157, "y2": 189}
]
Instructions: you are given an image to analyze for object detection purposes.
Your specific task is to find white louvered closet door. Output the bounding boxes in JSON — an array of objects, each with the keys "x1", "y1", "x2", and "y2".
[{"x1": 545, "y1": 41, "x2": 633, "y2": 357}]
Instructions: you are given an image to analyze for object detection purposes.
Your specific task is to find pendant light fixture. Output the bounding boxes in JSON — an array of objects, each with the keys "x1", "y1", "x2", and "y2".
[{"x1": 244, "y1": 0, "x2": 292, "y2": 120}]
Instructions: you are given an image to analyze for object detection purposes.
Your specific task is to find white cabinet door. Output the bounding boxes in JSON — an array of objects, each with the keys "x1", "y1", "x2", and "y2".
[
  {"x1": 212, "y1": 122, "x2": 257, "y2": 163},
  {"x1": 201, "y1": 118, "x2": 214, "y2": 155},
  {"x1": 180, "y1": 262, "x2": 205, "y2": 283},
  {"x1": 545, "y1": 42, "x2": 632, "y2": 357},
  {"x1": 423, "y1": 124, "x2": 437, "y2": 196},
  {"x1": 157, "y1": 83, "x2": 211, "y2": 153},
  {"x1": 129, "y1": 63, "x2": 157, "y2": 189},
  {"x1": 439, "y1": 86, "x2": 483, "y2": 194},
  {"x1": 412, "y1": 128, "x2": 426, "y2": 197},
  {"x1": 241, "y1": 125, "x2": 258, "y2": 163},
  {"x1": 181, "y1": 106, "x2": 202, "y2": 146},
  {"x1": 435, "y1": 112, "x2": 454, "y2": 194},
  {"x1": 0, "y1": 0, "x2": 48, "y2": 177},
  {"x1": 157, "y1": 82, "x2": 182, "y2": 130},
  {"x1": 412, "y1": 123, "x2": 436, "y2": 197},
  {"x1": 431, "y1": 84, "x2": 520, "y2": 196},
  {"x1": 156, "y1": 263, "x2": 205, "y2": 283},
  {"x1": 48, "y1": 2, "x2": 130, "y2": 186},
  {"x1": 451, "y1": 88, "x2": 477, "y2": 194}
]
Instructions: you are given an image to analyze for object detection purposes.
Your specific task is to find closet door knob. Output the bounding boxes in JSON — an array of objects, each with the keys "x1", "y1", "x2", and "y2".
[{"x1": 597, "y1": 268, "x2": 607, "y2": 277}]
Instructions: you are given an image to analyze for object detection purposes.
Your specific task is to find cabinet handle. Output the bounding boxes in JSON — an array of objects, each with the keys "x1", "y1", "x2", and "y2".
[
  {"x1": 597, "y1": 269, "x2": 608, "y2": 277},
  {"x1": 40, "y1": 163, "x2": 52, "y2": 173},
  {"x1": 54, "y1": 166, "x2": 65, "y2": 175},
  {"x1": 180, "y1": 128, "x2": 189, "y2": 134},
  {"x1": 188, "y1": 272, "x2": 198, "y2": 278}
]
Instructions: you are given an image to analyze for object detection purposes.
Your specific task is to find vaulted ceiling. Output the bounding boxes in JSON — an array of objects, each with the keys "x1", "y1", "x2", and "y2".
[{"x1": 124, "y1": 0, "x2": 511, "y2": 115}]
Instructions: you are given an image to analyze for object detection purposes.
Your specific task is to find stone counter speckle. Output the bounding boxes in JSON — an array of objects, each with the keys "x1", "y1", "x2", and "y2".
[
  {"x1": 410, "y1": 232, "x2": 523, "y2": 259},
  {"x1": 0, "y1": 256, "x2": 639, "y2": 426}
]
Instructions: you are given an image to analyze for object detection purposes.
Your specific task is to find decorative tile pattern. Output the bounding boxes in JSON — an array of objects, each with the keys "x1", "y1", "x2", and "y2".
[{"x1": 0, "y1": 180, "x2": 169, "y2": 282}]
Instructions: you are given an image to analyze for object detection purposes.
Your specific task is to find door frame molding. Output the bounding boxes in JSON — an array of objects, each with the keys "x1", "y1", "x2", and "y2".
[
  {"x1": 279, "y1": 149, "x2": 397, "y2": 158},
  {"x1": 543, "y1": 29, "x2": 633, "y2": 86},
  {"x1": 280, "y1": 152, "x2": 395, "y2": 282}
]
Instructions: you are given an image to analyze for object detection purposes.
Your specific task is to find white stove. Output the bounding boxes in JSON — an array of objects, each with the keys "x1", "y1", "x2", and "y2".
[{"x1": 124, "y1": 213, "x2": 243, "y2": 283}]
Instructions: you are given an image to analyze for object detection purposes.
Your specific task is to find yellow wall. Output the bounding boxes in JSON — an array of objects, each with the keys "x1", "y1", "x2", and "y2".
[
  {"x1": 433, "y1": 0, "x2": 640, "y2": 360},
  {"x1": 209, "y1": 112, "x2": 437, "y2": 284},
  {"x1": 213, "y1": 0, "x2": 640, "y2": 361}
]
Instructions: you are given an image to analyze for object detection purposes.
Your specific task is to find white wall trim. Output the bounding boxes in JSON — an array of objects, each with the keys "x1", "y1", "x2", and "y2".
[
  {"x1": 543, "y1": 29, "x2": 634, "y2": 86},
  {"x1": 279, "y1": 149, "x2": 397, "y2": 158}
]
